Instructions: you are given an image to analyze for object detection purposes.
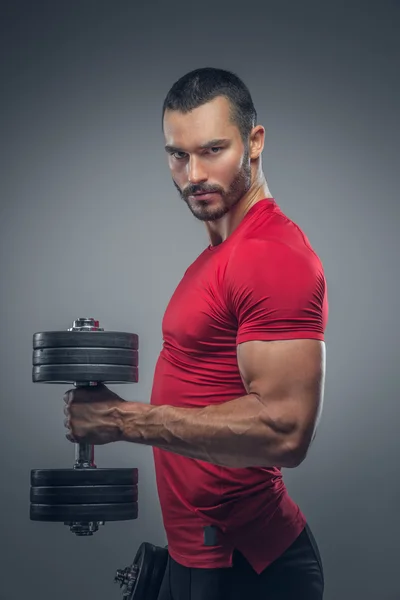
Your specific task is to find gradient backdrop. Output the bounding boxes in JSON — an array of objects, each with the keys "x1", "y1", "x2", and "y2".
[{"x1": 0, "y1": 1, "x2": 399, "y2": 599}]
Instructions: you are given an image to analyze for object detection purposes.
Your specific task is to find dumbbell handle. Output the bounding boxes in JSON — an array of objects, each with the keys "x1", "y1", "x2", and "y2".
[
  {"x1": 75, "y1": 441, "x2": 95, "y2": 468},
  {"x1": 69, "y1": 319, "x2": 103, "y2": 470}
]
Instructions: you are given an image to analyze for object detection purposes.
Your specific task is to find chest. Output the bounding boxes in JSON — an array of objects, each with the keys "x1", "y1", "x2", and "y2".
[{"x1": 162, "y1": 259, "x2": 237, "y2": 354}]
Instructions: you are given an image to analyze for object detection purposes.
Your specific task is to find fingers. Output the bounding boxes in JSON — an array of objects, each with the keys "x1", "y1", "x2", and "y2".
[
  {"x1": 63, "y1": 389, "x2": 73, "y2": 404},
  {"x1": 63, "y1": 389, "x2": 82, "y2": 442},
  {"x1": 63, "y1": 384, "x2": 105, "y2": 405},
  {"x1": 63, "y1": 388, "x2": 87, "y2": 405},
  {"x1": 64, "y1": 415, "x2": 76, "y2": 442},
  {"x1": 63, "y1": 394, "x2": 77, "y2": 441}
]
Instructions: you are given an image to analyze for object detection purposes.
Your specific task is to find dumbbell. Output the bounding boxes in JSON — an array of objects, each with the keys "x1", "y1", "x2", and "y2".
[
  {"x1": 30, "y1": 317, "x2": 139, "y2": 536},
  {"x1": 114, "y1": 542, "x2": 169, "y2": 600}
]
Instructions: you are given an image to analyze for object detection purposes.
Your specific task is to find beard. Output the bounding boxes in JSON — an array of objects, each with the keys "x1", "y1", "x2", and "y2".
[{"x1": 173, "y1": 146, "x2": 252, "y2": 222}]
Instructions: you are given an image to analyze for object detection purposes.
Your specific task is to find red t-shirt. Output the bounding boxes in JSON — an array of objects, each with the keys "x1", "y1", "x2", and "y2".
[{"x1": 150, "y1": 198, "x2": 328, "y2": 574}]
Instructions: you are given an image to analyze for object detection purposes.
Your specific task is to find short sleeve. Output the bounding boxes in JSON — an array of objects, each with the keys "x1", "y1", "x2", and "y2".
[{"x1": 224, "y1": 238, "x2": 328, "y2": 345}]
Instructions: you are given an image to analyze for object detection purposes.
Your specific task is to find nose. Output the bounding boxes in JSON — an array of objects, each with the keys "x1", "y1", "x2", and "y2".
[{"x1": 188, "y1": 156, "x2": 208, "y2": 184}]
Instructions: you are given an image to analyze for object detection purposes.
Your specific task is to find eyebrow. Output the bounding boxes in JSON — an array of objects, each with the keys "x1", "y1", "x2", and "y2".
[{"x1": 164, "y1": 138, "x2": 230, "y2": 153}]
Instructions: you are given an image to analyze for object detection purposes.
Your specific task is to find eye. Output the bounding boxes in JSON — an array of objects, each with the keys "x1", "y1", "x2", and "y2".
[
  {"x1": 210, "y1": 147, "x2": 222, "y2": 154},
  {"x1": 171, "y1": 151, "x2": 187, "y2": 160}
]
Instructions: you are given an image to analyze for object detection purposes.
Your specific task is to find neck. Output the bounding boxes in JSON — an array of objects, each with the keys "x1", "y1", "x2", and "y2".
[{"x1": 206, "y1": 172, "x2": 272, "y2": 247}]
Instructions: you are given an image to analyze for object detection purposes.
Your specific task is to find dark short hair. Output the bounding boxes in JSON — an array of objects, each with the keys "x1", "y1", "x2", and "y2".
[{"x1": 162, "y1": 67, "x2": 257, "y2": 141}]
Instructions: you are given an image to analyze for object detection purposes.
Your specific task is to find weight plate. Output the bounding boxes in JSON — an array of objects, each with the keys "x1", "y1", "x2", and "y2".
[
  {"x1": 146, "y1": 545, "x2": 169, "y2": 600},
  {"x1": 30, "y1": 485, "x2": 138, "y2": 505},
  {"x1": 33, "y1": 347, "x2": 138, "y2": 367},
  {"x1": 33, "y1": 331, "x2": 139, "y2": 350},
  {"x1": 130, "y1": 543, "x2": 155, "y2": 599},
  {"x1": 32, "y1": 364, "x2": 138, "y2": 383},
  {"x1": 31, "y1": 468, "x2": 138, "y2": 487},
  {"x1": 30, "y1": 502, "x2": 138, "y2": 522},
  {"x1": 129, "y1": 543, "x2": 168, "y2": 600}
]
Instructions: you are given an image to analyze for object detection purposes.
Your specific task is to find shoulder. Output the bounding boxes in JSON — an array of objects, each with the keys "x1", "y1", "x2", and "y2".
[
  {"x1": 231, "y1": 204, "x2": 322, "y2": 262},
  {"x1": 222, "y1": 228, "x2": 327, "y2": 318},
  {"x1": 226, "y1": 231, "x2": 325, "y2": 282}
]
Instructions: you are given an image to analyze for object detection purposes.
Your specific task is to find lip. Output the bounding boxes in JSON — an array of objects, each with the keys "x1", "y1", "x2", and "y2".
[{"x1": 190, "y1": 192, "x2": 218, "y2": 200}]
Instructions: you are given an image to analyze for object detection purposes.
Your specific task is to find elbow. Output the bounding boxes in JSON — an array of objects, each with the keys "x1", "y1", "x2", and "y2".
[
  {"x1": 283, "y1": 419, "x2": 320, "y2": 468},
  {"x1": 259, "y1": 415, "x2": 315, "y2": 468},
  {"x1": 285, "y1": 437, "x2": 311, "y2": 468}
]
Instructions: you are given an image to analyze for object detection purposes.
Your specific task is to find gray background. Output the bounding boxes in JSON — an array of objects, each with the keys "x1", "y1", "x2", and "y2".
[{"x1": 1, "y1": 1, "x2": 399, "y2": 599}]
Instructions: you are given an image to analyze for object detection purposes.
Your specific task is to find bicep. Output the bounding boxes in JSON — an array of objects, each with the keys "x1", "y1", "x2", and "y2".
[{"x1": 237, "y1": 339, "x2": 326, "y2": 453}]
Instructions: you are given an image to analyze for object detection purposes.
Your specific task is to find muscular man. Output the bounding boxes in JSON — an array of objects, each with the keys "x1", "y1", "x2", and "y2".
[{"x1": 64, "y1": 68, "x2": 328, "y2": 600}]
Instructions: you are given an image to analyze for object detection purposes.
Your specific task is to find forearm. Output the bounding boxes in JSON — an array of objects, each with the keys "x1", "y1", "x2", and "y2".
[{"x1": 117, "y1": 394, "x2": 298, "y2": 469}]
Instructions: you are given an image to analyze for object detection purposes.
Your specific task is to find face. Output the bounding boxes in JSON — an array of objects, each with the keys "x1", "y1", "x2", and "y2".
[{"x1": 163, "y1": 96, "x2": 252, "y2": 222}]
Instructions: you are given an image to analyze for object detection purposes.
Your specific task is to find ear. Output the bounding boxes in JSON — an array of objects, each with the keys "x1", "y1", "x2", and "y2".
[{"x1": 249, "y1": 125, "x2": 265, "y2": 159}]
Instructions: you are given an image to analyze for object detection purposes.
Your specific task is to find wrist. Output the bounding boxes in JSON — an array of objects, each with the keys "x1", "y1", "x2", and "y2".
[
  {"x1": 115, "y1": 400, "x2": 149, "y2": 443},
  {"x1": 111, "y1": 401, "x2": 130, "y2": 442}
]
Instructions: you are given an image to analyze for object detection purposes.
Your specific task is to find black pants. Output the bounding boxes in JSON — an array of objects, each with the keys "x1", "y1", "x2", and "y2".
[{"x1": 157, "y1": 523, "x2": 324, "y2": 600}]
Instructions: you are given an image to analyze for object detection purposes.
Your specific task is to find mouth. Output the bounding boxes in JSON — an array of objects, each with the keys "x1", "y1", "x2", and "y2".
[{"x1": 190, "y1": 191, "x2": 219, "y2": 200}]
